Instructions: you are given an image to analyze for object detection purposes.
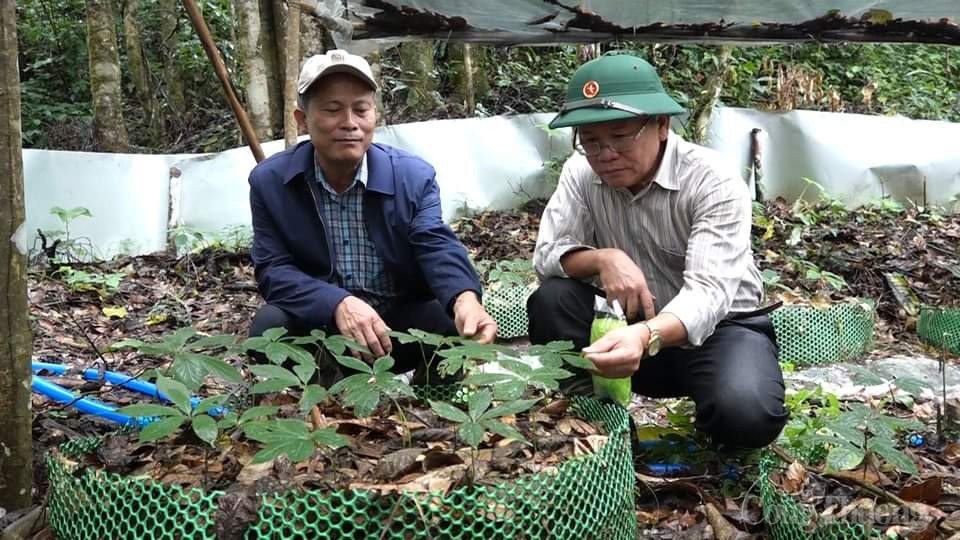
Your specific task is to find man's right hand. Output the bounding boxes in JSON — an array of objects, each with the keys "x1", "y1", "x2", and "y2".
[
  {"x1": 598, "y1": 249, "x2": 657, "y2": 321},
  {"x1": 334, "y1": 296, "x2": 393, "y2": 359}
]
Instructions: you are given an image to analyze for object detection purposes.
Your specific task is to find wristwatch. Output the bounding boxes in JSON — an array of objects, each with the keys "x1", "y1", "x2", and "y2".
[{"x1": 639, "y1": 322, "x2": 662, "y2": 357}]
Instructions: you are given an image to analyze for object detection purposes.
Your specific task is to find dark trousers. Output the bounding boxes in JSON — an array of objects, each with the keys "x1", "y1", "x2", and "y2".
[
  {"x1": 249, "y1": 299, "x2": 459, "y2": 386},
  {"x1": 527, "y1": 277, "x2": 788, "y2": 448}
]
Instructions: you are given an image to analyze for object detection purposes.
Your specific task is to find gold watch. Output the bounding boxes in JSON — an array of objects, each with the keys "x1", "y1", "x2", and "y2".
[{"x1": 639, "y1": 322, "x2": 661, "y2": 356}]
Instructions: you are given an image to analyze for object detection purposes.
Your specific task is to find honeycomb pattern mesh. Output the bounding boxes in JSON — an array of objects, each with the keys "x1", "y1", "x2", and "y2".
[
  {"x1": 918, "y1": 306, "x2": 960, "y2": 355},
  {"x1": 769, "y1": 302, "x2": 876, "y2": 366},
  {"x1": 483, "y1": 284, "x2": 536, "y2": 340},
  {"x1": 47, "y1": 398, "x2": 635, "y2": 540},
  {"x1": 760, "y1": 453, "x2": 879, "y2": 540}
]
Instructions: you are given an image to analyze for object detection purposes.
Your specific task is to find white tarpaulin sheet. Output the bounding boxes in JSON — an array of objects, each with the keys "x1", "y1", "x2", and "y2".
[
  {"x1": 23, "y1": 113, "x2": 569, "y2": 259},
  {"x1": 707, "y1": 106, "x2": 960, "y2": 209}
]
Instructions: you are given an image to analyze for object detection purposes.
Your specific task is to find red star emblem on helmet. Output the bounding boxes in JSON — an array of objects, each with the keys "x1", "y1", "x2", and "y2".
[{"x1": 582, "y1": 80, "x2": 600, "y2": 98}]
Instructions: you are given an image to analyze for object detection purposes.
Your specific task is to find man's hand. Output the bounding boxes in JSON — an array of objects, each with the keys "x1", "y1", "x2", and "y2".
[
  {"x1": 334, "y1": 296, "x2": 393, "y2": 359},
  {"x1": 582, "y1": 323, "x2": 649, "y2": 378},
  {"x1": 453, "y1": 291, "x2": 497, "y2": 344},
  {"x1": 598, "y1": 249, "x2": 656, "y2": 321}
]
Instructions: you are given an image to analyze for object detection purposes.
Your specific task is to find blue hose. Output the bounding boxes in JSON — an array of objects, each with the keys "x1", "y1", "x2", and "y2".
[{"x1": 31, "y1": 361, "x2": 225, "y2": 426}]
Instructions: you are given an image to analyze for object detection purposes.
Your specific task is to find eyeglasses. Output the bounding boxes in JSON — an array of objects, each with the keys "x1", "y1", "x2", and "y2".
[{"x1": 574, "y1": 117, "x2": 653, "y2": 157}]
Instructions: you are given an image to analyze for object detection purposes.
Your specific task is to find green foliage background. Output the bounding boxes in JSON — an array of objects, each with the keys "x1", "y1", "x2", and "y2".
[{"x1": 15, "y1": 0, "x2": 960, "y2": 152}]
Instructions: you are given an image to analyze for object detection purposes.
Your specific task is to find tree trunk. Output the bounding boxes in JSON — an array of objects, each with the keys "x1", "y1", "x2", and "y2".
[
  {"x1": 0, "y1": 0, "x2": 34, "y2": 511},
  {"x1": 449, "y1": 44, "x2": 488, "y2": 116},
  {"x1": 282, "y1": 1, "x2": 300, "y2": 147},
  {"x1": 85, "y1": 0, "x2": 129, "y2": 152},
  {"x1": 399, "y1": 40, "x2": 439, "y2": 116},
  {"x1": 261, "y1": 0, "x2": 282, "y2": 136},
  {"x1": 122, "y1": 0, "x2": 163, "y2": 140},
  {"x1": 236, "y1": 0, "x2": 273, "y2": 141},
  {"x1": 158, "y1": 0, "x2": 186, "y2": 121}
]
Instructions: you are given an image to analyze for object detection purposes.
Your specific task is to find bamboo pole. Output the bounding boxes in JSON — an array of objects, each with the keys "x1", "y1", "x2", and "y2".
[{"x1": 181, "y1": 0, "x2": 265, "y2": 162}]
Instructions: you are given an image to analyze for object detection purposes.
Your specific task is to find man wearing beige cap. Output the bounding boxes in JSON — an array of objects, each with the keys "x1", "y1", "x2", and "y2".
[{"x1": 247, "y1": 50, "x2": 496, "y2": 383}]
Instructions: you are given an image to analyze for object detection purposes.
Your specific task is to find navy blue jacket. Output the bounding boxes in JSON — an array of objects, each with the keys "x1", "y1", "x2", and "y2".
[{"x1": 248, "y1": 141, "x2": 482, "y2": 330}]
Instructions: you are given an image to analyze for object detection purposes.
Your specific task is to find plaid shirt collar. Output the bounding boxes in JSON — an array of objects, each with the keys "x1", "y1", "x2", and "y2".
[{"x1": 315, "y1": 154, "x2": 368, "y2": 195}]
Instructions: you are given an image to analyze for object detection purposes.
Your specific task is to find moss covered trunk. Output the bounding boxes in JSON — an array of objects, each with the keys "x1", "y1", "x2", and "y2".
[{"x1": 85, "y1": 0, "x2": 129, "y2": 151}]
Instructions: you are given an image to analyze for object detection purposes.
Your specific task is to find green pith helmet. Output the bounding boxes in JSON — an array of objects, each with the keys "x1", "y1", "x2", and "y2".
[{"x1": 549, "y1": 52, "x2": 685, "y2": 129}]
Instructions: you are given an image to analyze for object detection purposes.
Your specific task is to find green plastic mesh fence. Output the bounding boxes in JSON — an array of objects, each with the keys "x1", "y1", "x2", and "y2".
[
  {"x1": 770, "y1": 301, "x2": 876, "y2": 367},
  {"x1": 483, "y1": 283, "x2": 537, "y2": 340},
  {"x1": 47, "y1": 398, "x2": 635, "y2": 540},
  {"x1": 918, "y1": 306, "x2": 960, "y2": 355},
  {"x1": 760, "y1": 453, "x2": 880, "y2": 540}
]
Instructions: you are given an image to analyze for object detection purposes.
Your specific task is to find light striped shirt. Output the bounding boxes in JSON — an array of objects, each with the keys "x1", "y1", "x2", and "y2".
[{"x1": 534, "y1": 131, "x2": 764, "y2": 346}]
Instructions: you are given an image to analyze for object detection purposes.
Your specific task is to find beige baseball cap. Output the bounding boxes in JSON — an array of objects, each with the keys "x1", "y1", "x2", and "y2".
[{"x1": 297, "y1": 49, "x2": 378, "y2": 95}]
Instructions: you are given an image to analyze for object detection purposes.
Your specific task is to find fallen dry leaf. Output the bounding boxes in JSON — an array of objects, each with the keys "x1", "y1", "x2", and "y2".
[
  {"x1": 943, "y1": 442, "x2": 960, "y2": 465},
  {"x1": 899, "y1": 478, "x2": 943, "y2": 505},
  {"x1": 907, "y1": 518, "x2": 940, "y2": 540},
  {"x1": 781, "y1": 461, "x2": 807, "y2": 494}
]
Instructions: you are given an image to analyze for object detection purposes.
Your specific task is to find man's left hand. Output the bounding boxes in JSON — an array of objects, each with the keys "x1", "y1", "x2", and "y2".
[
  {"x1": 582, "y1": 324, "x2": 648, "y2": 378},
  {"x1": 453, "y1": 291, "x2": 497, "y2": 344}
]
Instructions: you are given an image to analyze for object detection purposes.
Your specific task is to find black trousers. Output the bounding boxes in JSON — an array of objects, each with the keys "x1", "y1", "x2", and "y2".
[
  {"x1": 527, "y1": 277, "x2": 788, "y2": 448},
  {"x1": 249, "y1": 299, "x2": 459, "y2": 386}
]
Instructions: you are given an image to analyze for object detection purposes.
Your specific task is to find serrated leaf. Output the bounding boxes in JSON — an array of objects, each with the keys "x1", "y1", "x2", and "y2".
[
  {"x1": 117, "y1": 404, "x2": 182, "y2": 417},
  {"x1": 192, "y1": 415, "x2": 218, "y2": 447},
  {"x1": 482, "y1": 419, "x2": 529, "y2": 445},
  {"x1": 110, "y1": 338, "x2": 148, "y2": 351},
  {"x1": 311, "y1": 427, "x2": 349, "y2": 449},
  {"x1": 194, "y1": 395, "x2": 228, "y2": 415},
  {"x1": 252, "y1": 379, "x2": 295, "y2": 394},
  {"x1": 158, "y1": 377, "x2": 192, "y2": 415},
  {"x1": 261, "y1": 327, "x2": 288, "y2": 341},
  {"x1": 869, "y1": 438, "x2": 918, "y2": 476},
  {"x1": 460, "y1": 421, "x2": 486, "y2": 448},
  {"x1": 293, "y1": 362, "x2": 316, "y2": 385},
  {"x1": 561, "y1": 354, "x2": 595, "y2": 370},
  {"x1": 429, "y1": 400, "x2": 470, "y2": 423},
  {"x1": 462, "y1": 372, "x2": 514, "y2": 386},
  {"x1": 348, "y1": 386, "x2": 382, "y2": 417},
  {"x1": 168, "y1": 356, "x2": 206, "y2": 392},
  {"x1": 468, "y1": 389, "x2": 493, "y2": 420},
  {"x1": 373, "y1": 355, "x2": 395, "y2": 373},
  {"x1": 249, "y1": 364, "x2": 300, "y2": 385},
  {"x1": 239, "y1": 405, "x2": 279, "y2": 425},
  {"x1": 498, "y1": 358, "x2": 534, "y2": 376},
  {"x1": 300, "y1": 385, "x2": 329, "y2": 412},
  {"x1": 252, "y1": 439, "x2": 313, "y2": 464},
  {"x1": 493, "y1": 381, "x2": 525, "y2": 401},
  {"x1": 197, "y1": 355, "x2": 243, "y2": 383},
  {"x1": 334, "y1": 354, "x2": 373, "y2": 374},
  {"x1": 483, "y1": 398, "x2": 540, "y2": 421},
  {"x1": 826, "y1": 445, "x2": 865, "y2": 472},
  {"x1": 139, "y1": 416, "x2": 186, "y2": 442},
  {"x1": 190, "y1": 334, "x2": 237, "y2": 350}
]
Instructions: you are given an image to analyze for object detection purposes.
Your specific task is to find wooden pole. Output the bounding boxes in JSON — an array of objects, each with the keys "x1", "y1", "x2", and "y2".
[{"x1": 181, "y1": 0, "x2": 265, "y2": 162}]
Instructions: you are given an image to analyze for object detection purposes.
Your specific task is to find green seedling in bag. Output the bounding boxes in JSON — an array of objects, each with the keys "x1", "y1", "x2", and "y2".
[{"x1": 590, "y1": 296, "x2": 632, "y2": 407}]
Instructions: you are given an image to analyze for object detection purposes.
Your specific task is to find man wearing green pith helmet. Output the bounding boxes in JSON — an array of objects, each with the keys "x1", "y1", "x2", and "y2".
[{"x1": 528, "y1": 52, "x2": 787, "y2": 448}]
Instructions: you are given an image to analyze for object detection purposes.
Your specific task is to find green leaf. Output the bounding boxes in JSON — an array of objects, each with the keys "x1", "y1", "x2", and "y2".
[
  {"x1": 300, "y1": 385, "x2": 329, "y2": 412},
  {"x1": 192, "y1": 415, "x2": 218, "y2": 447},
  {"x1": 334, "y1": 354, "x2": 373, "y2": 374},
  {"x1": 248, "y1": 364, "x2": 300, "y2": 385},
  {"x1": 482, "y1": 419, "x2": 529, "y2": 445},
  {"x1": 190, "y1": 334, "x2": 237, "y2": 350},
  {"x1": 252, "y1": 439, "x2": 314, "y2": 464},
  {"x1": 311, "y1": 427, "x2": 349, "y2": 449},
  {"x1": 168, "y1": 355, "x2": 207, "y2": 392},
  {"x1": 140, "y1": 416, "x2": 186, "y2": 442},
  {"x1": 493, "y1": 381, "x2": 525, "y2": 401},
  {"x1": 462, "y1": 372, "x2": 514, "y2": 386},
  {"x1": 459, "y1": 421, "x2": 486, "y2": 448},
  {"x1": 560, "y1": 354, "x2": 595, "y2": 370},
  {"x1": 293, "y1": 362, "x2": 316, "y2": 385},
  {"x1": 869, "y1": 438, "x2": 918, "y2": 476},
  {"x1": 110, "y1": 338, "x2": 148, "y2": 351},
  {"x1": 825, "y1": 445, "x2": 865, "y2": 472},
  {"x1": 468, "y1": 389, "x2": 493, "y2": 420},
  {"x1": 348, "y1": 386, "x2": 382, "y2": 417},
  {"x1": 329, "y1": 373, "x2": 371, "y2": 396},
  {"x1": 117, "y1": 404, "x2": 182, "y2": 417},
  {"x1": 158, "y1": 377, "x2": 193, "y2": 415},
  {"x1": 194, "y1": 395, "x2": 228, "y2": 415},
  {"x1": 372, "y1": 355, "x2": 395, "y2": 373},
  {"x1": 252, "y1": 379, "x2": 295, "y2": 394},
  {"x1": 264, "y1": 342, "x2": 313, "y2": 366},
  {"x1": 429, "y1": 400, "x2": 470, "y2": 423},
  {"x1": 498, "y1": 358, "x2": 534, "y2": 375},
  {"x1": 196, "y1": 354, "x2": 243, "y2": 383},
  {"x1": 483, "y1": 398, "x2": 540, "y2": 420},
  {"x1": 218, "y1": 413, "x2": 238, "y2": 430},
  {"x1": 261, "y1": 327, "x2": 289, "y2": 341},
  {"x1": 239, "y1": 405, "x2": 279, "y2": 425}
]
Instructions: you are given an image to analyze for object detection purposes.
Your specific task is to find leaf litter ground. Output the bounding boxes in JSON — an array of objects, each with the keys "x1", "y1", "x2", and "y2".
[{"x1": 20, "y1": 199, "x2": 960, "y2": 538}]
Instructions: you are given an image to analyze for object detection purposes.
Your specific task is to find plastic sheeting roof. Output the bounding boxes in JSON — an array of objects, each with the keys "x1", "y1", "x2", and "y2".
[{"x1": 349, "y1": 1, "x2": 960, "y2": 44}]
